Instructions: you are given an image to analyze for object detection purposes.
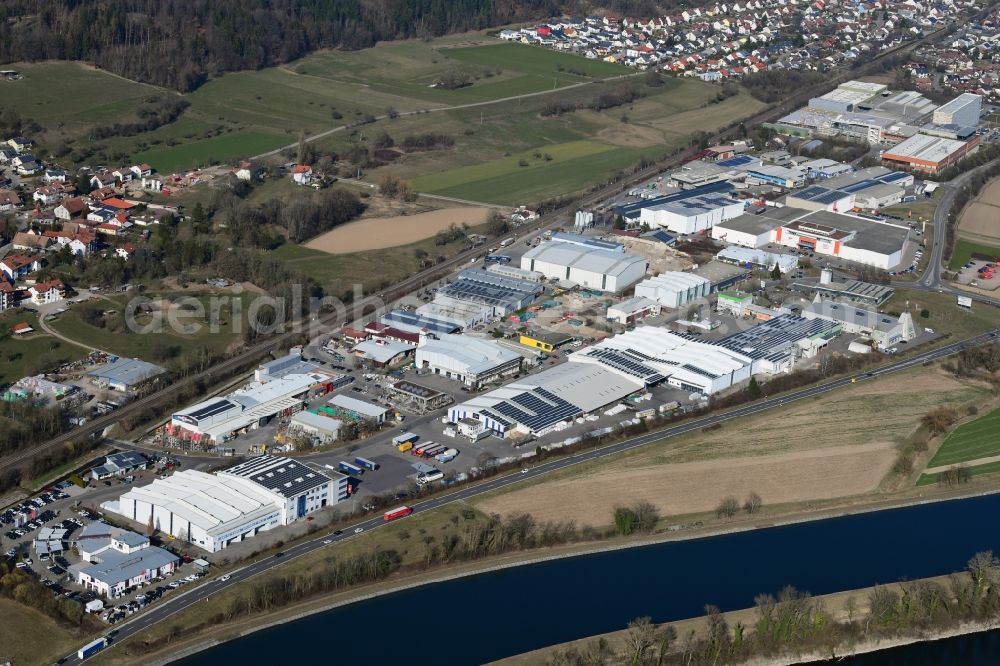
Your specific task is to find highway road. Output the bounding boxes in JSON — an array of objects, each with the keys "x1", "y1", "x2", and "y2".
[{"x1": 63, "y1": 325, "x2": 1000, "y2": 663}]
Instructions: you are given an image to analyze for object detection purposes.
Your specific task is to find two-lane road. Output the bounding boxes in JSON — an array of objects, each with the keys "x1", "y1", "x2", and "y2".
[{"x1": 63, "y1": 326, "x2": 1000, "y2": 663}]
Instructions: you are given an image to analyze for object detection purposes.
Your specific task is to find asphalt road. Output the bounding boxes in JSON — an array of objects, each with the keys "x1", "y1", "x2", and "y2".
[{"x1": 63, "y1": 325, "x2": 1000, "y2": 663}]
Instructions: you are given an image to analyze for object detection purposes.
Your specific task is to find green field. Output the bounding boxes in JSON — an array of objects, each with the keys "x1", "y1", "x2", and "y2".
[
  {"x1": 926, "y1": 405, "x2": 1000, "y2": 468},
  {"x1": 882, "y1": 288, "x2": 1000, "y2": 340},
  {"x1": 918, "y1": 459, "x2": 1000, "y2": 485},
  {"x1": 293, "y1": 40, "x2": 630, "y2": 104},
  {"x1": 271, "y1": 233, "x2": 471, "y2": 298},
  {"x1": 0, "y1": 311, "x2": 86, "y2": 384},
  {"x1": 132, "y1": 129, "x2": 288, "y2": 175},
  {"x1": 0, "y1": 598, "x2": 83, "y2": 666},
  {"x1": 47, "y1": 294, "x2": 250, "y2": 363},
  {"x1": 949, "y1": 238, "x2": 1000, "y2": 269}
]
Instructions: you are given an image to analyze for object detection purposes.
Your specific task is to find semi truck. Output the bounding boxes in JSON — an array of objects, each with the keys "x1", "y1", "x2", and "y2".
[
  {"x1": 78, "y1": 637, "x2": 108, "y2": 660},
  {"x1": 435, "y1": 448, "x2": 459, "y2": 463},
  {"x1": 354, "y1": 457, "x2": 380, "y2": 471},
  {"x1": 392, "y1": 432, "x2": 419, "y2": 446},
  {"x1": 484, "y1": 254, "x2": 512, "y2": 264},
  {"x1": 338, "y1": 461, "x2": 364, "y2": 476},
  {"x1": 383, "y1": 506, "x2": 413, "y2": 521}
]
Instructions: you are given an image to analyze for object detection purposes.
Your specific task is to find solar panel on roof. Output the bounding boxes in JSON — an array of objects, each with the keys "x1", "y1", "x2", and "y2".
[
  {"x1": 841, "y1": 179, "x2": 881, "y2": 194},
  {"x1": 878, "y1": 172, "x2": 908, "y2": 184},
  {"x1": 188, "y1": 399, "x2": 236, "y2": 420},
  {"x1": 716, "y1": 155, "x2": 756, "y2": 167}
]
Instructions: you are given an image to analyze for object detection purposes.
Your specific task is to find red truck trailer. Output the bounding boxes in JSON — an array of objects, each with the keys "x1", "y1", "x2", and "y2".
[{"x1": 383, "y1": 506, "x2": 413, "y2": 522}]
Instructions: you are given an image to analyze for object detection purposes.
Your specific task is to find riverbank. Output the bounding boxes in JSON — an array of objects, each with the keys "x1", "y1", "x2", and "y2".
[
  {"x1": 93, "y1": 479, "x2": 1000, "y2": 666},
  {"x1": 492, "y1": 572, "x2": 1000, "y2": 666}
]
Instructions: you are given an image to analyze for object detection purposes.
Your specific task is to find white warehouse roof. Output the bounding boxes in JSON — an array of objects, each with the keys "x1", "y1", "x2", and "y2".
[
  {"x1": 522, "y1": 241, "x2": 646, "y2": 278},
  {"x1": 635, "y1": 272, "x2": 709, "y2": 294},
  {"x1": 416, "y1": 334, "x2": 520, "y2": 375}
]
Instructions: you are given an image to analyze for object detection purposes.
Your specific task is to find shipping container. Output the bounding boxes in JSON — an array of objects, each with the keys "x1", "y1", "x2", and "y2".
[
  {"x1": 383, "y1": 506, "x2": 413, "y2": 521},
  {"x1": 397, "y1": 441, "x2": 414, "y2": 452},
  {"x1": 354, "y1": 457, "x2": 379, "y2": 471}
]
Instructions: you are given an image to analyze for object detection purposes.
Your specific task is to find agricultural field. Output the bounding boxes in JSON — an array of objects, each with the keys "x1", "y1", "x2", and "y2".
[
  {"x1": 955, "y1": 177, "x2": 1000, "y2": 247},
  {"x1": 0, "y1": 598, "x2": 82, "y2": 666},
  {"x1": 474, "y1": 367, "x2": 989, "y2": 526},
  {"x1": 925, "y1": 405, "x2": 1000, "y2": 469},
  {"x1": 305, "y1": 206, "x2": 492, "y2": 254},
  {"x1": 0, "y1": 310, "x2": 86, "y2": 384}
]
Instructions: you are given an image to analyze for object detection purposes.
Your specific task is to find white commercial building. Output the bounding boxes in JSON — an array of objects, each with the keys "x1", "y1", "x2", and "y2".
[
  {"x1": 606, "y1": 296, "x2": 661, "y2": 324},
  {"x1": 103, "y1": 456, "x2": 346, "y2": 552},
  {"x1": 932, "y1": 93, "x2": 982, "y2": 128},
  {"x1": 415, "y1": 333, "x2": 523, "y2": 389},
  {"x1": 74, "y1": 524, "x2": 178, "y2": 598},
  {"x1": 521, "y1": 241, "x2": 648, "y2": 293},
  {"x1": 638, "y1": 192, "x2": 744, "y2": 234},
  {"x1": 633, "y1": 272, "x2": 711, "y2": 308}
]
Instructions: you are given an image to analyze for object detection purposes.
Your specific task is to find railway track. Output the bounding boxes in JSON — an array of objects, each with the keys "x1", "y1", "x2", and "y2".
[{"x1": 0, "y1": 21, "x2": 965, "y2": 476}]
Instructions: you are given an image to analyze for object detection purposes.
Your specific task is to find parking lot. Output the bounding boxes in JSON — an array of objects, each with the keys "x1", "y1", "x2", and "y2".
[{"x1": 955, "y1": 259, "x2": 1000, "y2": 291}]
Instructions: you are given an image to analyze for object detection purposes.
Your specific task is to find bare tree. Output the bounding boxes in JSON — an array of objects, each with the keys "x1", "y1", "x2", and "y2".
[
  {"x1": 743, "y1": 491, "x2": 763, "y2": 515},
  {"x1": 716, "y1": 496, "x2": 739, "y2": 519},
  {"x1": 624, "y1": 616, "x2": 658, "y2": 665}
]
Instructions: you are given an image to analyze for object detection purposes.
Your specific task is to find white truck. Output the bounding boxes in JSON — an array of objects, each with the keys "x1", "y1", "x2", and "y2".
[
  {"x1": 435, "y1": 448, "x2": 459, "y2": 463},
  {"x1": 392, "y1": 432, "x2": 419, "y2": 447},
  {"x1": 416, "y1": 469, "x2": 444, "y2": 486}
]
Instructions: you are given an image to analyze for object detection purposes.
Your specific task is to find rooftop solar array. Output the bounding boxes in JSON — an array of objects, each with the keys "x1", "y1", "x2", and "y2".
[
  {"x1": 383, "y1": 309, "x2": 459, "y2": 334},
  {"x1": 223, "y1": 455, "x2": 332, "y2": 498},
  {"x1": 715, "y1": 315, "x2": 840, "y2": 359},
  {"x1": 716, "y1": 155, "x2": 757, "y2": 168},
  {"x1": 793, "y1": 186, "x2": 848, "y2": 205},
  {"x1": 582, "y1": 347, "x2": 666, "y2": 384},
  {"x1": 840, "y1": 179, "x2": 882, "y2": 194},
  {"x1": 439, "y1": 269, "x2": 540, "y2": 311},
  {"x1": 616, "y1": 181, "x2": 735, "y2": 217},
  {"x1": 187, "y1": 399, "x2": 236, "y2": 422},
  {"x1": 481, "y1": 388, "x2": 581, "y2": 434},
  {"x1": 878, "y1": 171, "x2": 909, "y2": 184}
]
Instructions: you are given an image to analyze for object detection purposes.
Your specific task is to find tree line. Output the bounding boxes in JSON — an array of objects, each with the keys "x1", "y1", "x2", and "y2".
[
  {"x1": 0, "y1": 559, "x2": 101, "y2": 629},
  {"x1": 0, "y1": 0, "x2": 560, "y2": 91},
  {"x1": 89, "y1": 96, "x2": 190, "y2": 140},
  {"x1": 545, "y1": 551, "x2": 1000, "y2": 666}
]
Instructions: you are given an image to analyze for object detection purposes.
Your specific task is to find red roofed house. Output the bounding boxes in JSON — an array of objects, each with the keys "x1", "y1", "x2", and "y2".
[
  {"x1": 0, "y1": 188, "x2": 21, "y2": 211},
  {"x1": 1, "y1": 254, "x2": 42, "y2": 281},
  {"x1": 340, "y1": 327, "x2": 369, "y2": 344},
  {"x1": 29, "y1": 279, "x2": 65, "y2": 305},
  {"x1": 12, "y1": 231, "x2": 53, "y2": 252},
  {"x1": 102, "y1": 197, "x2": 136, "y2": 210},
  {"x1": 131, "y1": 164, "x2": 153, "y2": 178},
  {"x1": 291, "y1": 164, "x2": 313, "y2": 185},
  {"x1": 116, "y1": 243, "x2": 137, "y2": 260},
  {"x1": 10, "y1": 321, "x2": 32, "y2": 335}
]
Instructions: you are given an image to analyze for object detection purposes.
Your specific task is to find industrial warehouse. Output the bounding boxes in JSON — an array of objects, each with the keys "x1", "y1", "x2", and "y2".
[
  {"x1": 520, "y1": 238, "x2": 648, "y2": 292},
  {"x1": 168, "y1": 353, "x2": 340, "y2": 445},
  {"x1": 415, "y1": 333, "x2": 523, "y2": 389},
  {"x1": 103, "y1": 456, "x2": 346, "y2": 552},
  {"x1": 710, "y1": 207, "x2": 911, "y2": 270},
  {"x1": 415, "y1": 268, "x2": 543, "y2": 329}
]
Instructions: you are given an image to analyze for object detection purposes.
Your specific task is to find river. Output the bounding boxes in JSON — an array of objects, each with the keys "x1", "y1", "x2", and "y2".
[{"x1": 176, "y1": 493, "x2": 1000, "y2": 666}]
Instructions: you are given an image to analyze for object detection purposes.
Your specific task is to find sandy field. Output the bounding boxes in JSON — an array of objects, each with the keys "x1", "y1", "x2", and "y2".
[
  {"x1": 477, "y1": 368, "x2": 986, "y2": 525},
  {"x1": 305, "y1": 207, "x2": 492, "y2": 254},
  {"x1": 959, "y1": 179, "x2": 1000, "y2": 241},
  {"x1": 597, "y1": 124, "x2": 665, "y2": 148},
  {"x1": 477, "y1": 443, "x2": 897, "y2": 526}
]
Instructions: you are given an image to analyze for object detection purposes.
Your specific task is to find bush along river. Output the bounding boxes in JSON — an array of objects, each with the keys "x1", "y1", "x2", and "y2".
[{"x1": 177, "y1": 493, "x2": 1000, "y2": 665}]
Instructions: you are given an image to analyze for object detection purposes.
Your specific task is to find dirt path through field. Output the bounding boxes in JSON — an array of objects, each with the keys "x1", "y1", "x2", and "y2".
[
  {"x1": 476, "y1": 442, "x2": 897, "y2": 525},
  {"x1": 305, "y1": 207, "x2": 493, "y2": 253}
]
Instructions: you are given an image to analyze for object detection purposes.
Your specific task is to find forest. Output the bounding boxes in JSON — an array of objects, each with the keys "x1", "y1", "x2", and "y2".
[{"x1": 0, "y1": 0, "x2": 561, "y2": 90}]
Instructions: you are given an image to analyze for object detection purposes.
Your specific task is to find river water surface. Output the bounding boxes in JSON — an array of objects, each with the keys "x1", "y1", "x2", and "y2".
[{"x1": 177, "y1": 493, "x2": 1000, "y2": 665}]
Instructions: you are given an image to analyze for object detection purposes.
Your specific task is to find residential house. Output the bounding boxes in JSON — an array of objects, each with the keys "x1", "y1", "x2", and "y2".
[
  {"x1": 130, "y1": 164, "x2": 153, "y2": 178},
  {"x1": 116, "y1": 243, "x2": 137, "y2": 260},
  {"x1": 7, "y1": 136, "x2": 32, "y2": 152},
  {"x1": 87, "y1": 207, "x2": 118, "y2": 224},
  {"x1": 43, "y1": 168, "x2": 67, "y2": 184},
  {"x1": 111, "y1": 168, "x2": 133, "y2": 183},
  {"x1": 29, "y1": 279, "x2": 65, "y2": 305},
  {"x1": 55, "y1": 197, "x2": 87, "y2": 220},
  {"x1": 33, "y1": 185, "x2": 68, "y2": 205},
  {"x1": 0, "y1": 189, "x2": 20, "y2": 211},
  {"x1": 12, "y1": 232, "x2": 53, "y2": 252},
  {"x1": 89, "y1": 172, "x2": 118, "y2": 190},
  {"x1": 291, "y1": 164, "x2": 313, "y2": 185},
  {"x1": 16, "y1": 160, "x2": 39, "y2": 176},
  {"x1": 0, "y1": 254, "x2": 42, "y2": 282},
  {"x1": 0, "y1": 282, "x2": 12, "y2": 311}
]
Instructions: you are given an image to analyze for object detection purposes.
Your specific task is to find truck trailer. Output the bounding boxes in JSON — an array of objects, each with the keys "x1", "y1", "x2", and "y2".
[
  {"x1": 411, "y1": 441, "x2": 436, "y2": 456},
  {"x1": 422, "y1": 444, "x2": 447, "y2": 458},
  {"x1": 338, "y1": 461, "x2": 364, "y2": 476},
  {"x1": 392, "y1": 432, "x2": 419, "y2": 446},
  {"x1": 383, "y1": 506, "x2": 414, "y2": 521},
  {"x1": 78, "y1": 638, "x2": 108, "y2": 660},
  {"x1": 354, "y1": 457, "x2": 380, "y2": 471}
]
